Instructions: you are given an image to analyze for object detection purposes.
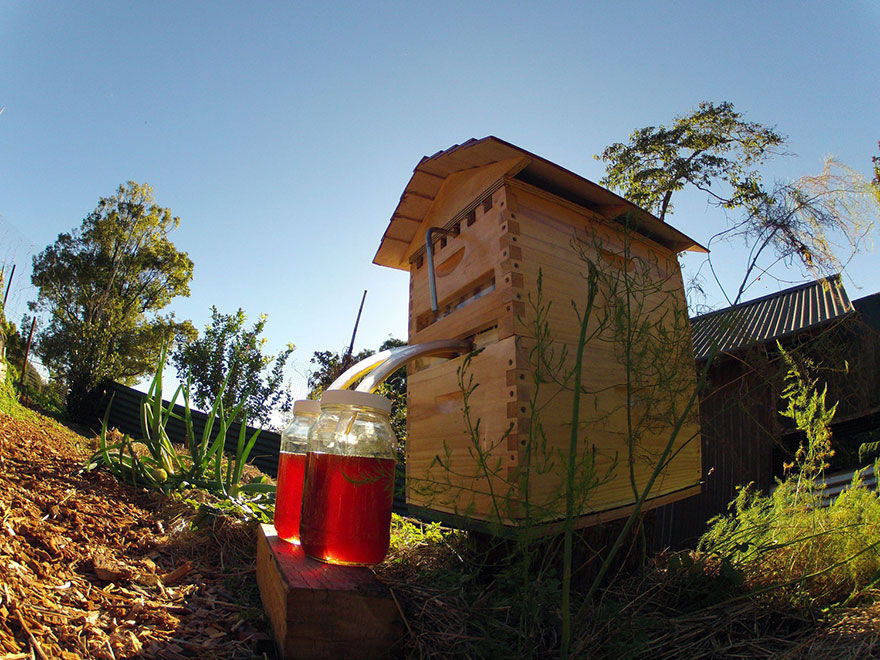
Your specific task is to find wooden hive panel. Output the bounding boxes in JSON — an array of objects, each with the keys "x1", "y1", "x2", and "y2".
[{"x1": 404, "y1": 177, "x2": 701, "y2": 529}]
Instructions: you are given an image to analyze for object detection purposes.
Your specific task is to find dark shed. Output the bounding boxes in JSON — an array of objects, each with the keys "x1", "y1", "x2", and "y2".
[{"x1": 655, "y1": 276, "x2": 880, "y2": 549}]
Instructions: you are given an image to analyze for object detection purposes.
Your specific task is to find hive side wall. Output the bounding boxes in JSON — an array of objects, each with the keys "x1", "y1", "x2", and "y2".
[
  {"x1": 405, "y1": 179, "x2": 701, "y2": 526},
  {"x1": 503, "y1": 182, "x2": 701, "y2": 519},
  {"x1": 406, "y1": 335, "x2": 527, "y2": 522}
]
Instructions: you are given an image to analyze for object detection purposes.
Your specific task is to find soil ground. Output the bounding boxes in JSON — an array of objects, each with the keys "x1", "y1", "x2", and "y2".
[
  {"x1": 0, "y1": 409, "x2": 277, "y2": 659},
  {"x1": 3, "y1": 402, "x2": 880, "y2": 659}
]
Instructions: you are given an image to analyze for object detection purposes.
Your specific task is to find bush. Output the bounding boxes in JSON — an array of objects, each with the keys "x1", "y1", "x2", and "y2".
[{"x1": 699, "y1": 347, "x2": 880, "y2": 607}]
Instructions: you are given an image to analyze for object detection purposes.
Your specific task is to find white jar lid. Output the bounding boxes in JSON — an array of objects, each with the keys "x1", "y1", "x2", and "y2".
[
  {"x1": 293, "y1": 399, "x2": 322, "y2": 415},
  {"x1": 320, "y1": 389, "x2": 392, "y2": 413}
]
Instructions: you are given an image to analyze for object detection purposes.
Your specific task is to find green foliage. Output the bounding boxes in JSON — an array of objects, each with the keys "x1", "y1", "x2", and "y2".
[
  {"x1": 699, "y1": 348, "x2": 880, "y2": 607},
  {"x1": 857, "y1": 428, "x2": 880, "y2": 464},
  {"x1": 1, "y1": 316, "x2": 66, "y2": 416},
  {"x1": 872, "y1": 140, "x2": 880, "y2": 204},
  {"x1": 88, "y1": 344, "x2": 275, "y2": 522},
  {"x1": 1, "y1": 318, "x2": 24, "y2": 368},
  {"x1": 777, "y1": 344, "x2": 836, "y2": 479},
  {"x1": 0, "y1": 360, "x2": 46, "y2": 425},
  {"x1": 29, "y1": 182, "x2": 195, "y2": 420},
  {"x1": 388, "y1": 513, "x2": 453, "y2": 555},
  {"x1": 0, "y1": 367, "x2": 21, "y2": 415},
  {"x1": 597, "y1": 101, "x2": 784, "y2": 221},
  {"x1": 172, "y1": 306, "x2": 294, "y2": 430},
  {"x1": 307, "y1": 337, "x2": 407, "y2": 440}
]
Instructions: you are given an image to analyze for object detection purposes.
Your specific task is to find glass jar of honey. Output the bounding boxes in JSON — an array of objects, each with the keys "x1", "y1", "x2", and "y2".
[
  {"x1": 300, "y1": 390, "x2": 397, "y2": 566},
  {"x1": 274, "y1": 399, "x2": 321, "y2": 544}
]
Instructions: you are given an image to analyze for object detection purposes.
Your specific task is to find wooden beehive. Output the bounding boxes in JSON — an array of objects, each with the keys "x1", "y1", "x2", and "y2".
[{"x1": 374, "y1": 137, "x2": 706, "y2": 531}]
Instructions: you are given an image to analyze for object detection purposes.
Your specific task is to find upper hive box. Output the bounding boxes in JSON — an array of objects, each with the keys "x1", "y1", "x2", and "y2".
[{"x1": 374, "y1": 137, "x2": 706, "y2": 531}]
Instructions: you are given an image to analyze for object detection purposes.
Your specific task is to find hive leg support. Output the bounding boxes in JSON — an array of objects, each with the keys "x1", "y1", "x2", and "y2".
[{"x1": 256, "y1": 524, "x2": 403, "y2": 659}]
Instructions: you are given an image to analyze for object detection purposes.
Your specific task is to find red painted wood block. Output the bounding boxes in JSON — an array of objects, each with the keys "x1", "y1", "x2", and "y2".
[{"x1": 256, "y1": 524, "x2": 403, "y2": 659}]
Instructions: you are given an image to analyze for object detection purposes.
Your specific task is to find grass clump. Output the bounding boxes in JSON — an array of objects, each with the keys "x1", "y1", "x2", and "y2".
[{"x1": 1, "y1": 363, "x2": 41, "y2": 422}]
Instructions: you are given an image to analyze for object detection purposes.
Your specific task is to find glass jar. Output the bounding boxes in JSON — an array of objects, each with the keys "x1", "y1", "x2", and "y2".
[
  {"x1": 300, "y1": 390, "x2": 398, "y2": 566},
  {"x1": 274, "y1": 399, "x2": 321, "y2": 544}
]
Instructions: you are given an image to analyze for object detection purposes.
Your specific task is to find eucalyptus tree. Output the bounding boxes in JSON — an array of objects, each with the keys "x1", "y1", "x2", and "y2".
[
  {"x1": 30, "y1": 182, "x2": 194, "y2": 419},
  {"x1": 597, "y1": 100, "x2": 785, "y2": 222},
  {"x1": 599, "y1": 102, "x2": 876, "y2": 304}
]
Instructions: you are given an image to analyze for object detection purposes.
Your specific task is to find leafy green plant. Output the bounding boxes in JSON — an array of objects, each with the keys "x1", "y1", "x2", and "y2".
[
  {"x1": 171, "y1": 305, "x2": 294, "y2": 430},
  {"x1": 388, "y1": 513, "x2": 454, "y2": 554},
  {"x1": 699, "y1": 346, "x2": 880, "y2": 607},
  {"x1": 29, "y1": 181, "x2": 195, "y2": 421},
  {"x1": 88, "y1": 344, "x2": 276, "y2": 521}
]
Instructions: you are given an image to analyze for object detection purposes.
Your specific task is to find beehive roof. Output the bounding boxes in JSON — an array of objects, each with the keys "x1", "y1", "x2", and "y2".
[{"x1": 374, "y1": 136, "x2": 707, "y2": 270}]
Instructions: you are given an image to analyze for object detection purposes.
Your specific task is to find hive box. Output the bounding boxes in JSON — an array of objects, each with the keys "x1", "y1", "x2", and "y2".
[{"x1": 374, "y1": 137, "x2": 705, "y2": 531}]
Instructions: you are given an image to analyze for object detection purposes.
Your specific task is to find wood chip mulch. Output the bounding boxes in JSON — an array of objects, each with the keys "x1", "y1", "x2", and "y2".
[{"x1": 0, "y1": 411, "x2": 277, "y2": 659}]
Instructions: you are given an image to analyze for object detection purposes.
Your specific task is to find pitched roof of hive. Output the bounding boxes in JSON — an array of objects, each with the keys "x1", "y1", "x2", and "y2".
[{"x1": 374, "y1": 136, "x2": 707, "y2": 270}]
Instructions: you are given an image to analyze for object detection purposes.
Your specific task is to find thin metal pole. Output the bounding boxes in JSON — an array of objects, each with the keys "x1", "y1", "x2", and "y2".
[
  {"x1": 343, "y1": 290, "x2": 367, "y2": 368},
  {"x1": 2, "y1": 264, "x2": 15, "y2": 309},
  {"x1": 19, "y1": 316, "x2": 36, "y2": 396}
]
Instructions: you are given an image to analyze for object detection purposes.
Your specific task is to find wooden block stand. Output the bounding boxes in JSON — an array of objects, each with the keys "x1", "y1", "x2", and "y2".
[{"x1": 256, "y1": 525, "x2": 403, "y2": 659}]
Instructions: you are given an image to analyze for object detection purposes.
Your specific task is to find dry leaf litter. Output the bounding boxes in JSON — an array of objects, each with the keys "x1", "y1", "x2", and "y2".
[{"x1": 0, "y1": 411, "x2": 276, "y2": 659}]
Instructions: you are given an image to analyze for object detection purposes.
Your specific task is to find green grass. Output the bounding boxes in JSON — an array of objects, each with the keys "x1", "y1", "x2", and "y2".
[{"x1": 1, "y1": 362, "x2": 44, "y2": 423}]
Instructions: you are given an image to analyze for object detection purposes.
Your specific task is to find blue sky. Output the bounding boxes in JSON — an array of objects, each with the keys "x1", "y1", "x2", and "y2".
[{"x1": 2, "y1": 1, "x2": 878, "y2": 400}]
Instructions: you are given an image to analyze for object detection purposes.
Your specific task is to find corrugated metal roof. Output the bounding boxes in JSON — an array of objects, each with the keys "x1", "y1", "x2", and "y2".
[{"x1": 690, "y1": 275, "x2": 854, "y2": 361}]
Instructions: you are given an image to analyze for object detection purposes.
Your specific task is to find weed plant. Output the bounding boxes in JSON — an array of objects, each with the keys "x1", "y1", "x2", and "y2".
[
  {"x1": 87, "y1": 344, "x2": 276, "y2": 522},
  {"x1": 699, "y1": 347, "x2": 880, "y2": 608},
  {"x1": 1, "y1": 360, "x2": 48, "y2": 425},
  {"x1": 404, "y1": 217, "x2": 706, "y2": 657},
  {"x1": 0, "y1": 367, "x2": 23, "y2": 418}
]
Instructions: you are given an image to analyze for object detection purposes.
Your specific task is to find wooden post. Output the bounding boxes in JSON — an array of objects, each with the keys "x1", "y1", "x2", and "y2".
[{"x1": 256, "y1": 524, "x2": 402, "y2": 659}]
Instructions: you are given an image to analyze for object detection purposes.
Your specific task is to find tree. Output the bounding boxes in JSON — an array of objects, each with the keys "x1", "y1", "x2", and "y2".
[
  {"x1": 873, "y1": 141, "x2": 880, "y2": 203},
  {"x1": 714, "y1": 159, "x2": 877, "y2": 302},
  {"x1": 307, "y1": 337, "x2": 407, "y2": 442},
  {"x1": 30, "y1": 182, "x2": 194, "y2": 420},
  {"x1": 171, "y1": 306, "x2": 295, "y2": 429},
  {"x1": 597, "y1": 101, "x2": 785, "y2": 222},
  {"x1": 598, "y1": 102, "x2": 877, "y2": 305}
]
